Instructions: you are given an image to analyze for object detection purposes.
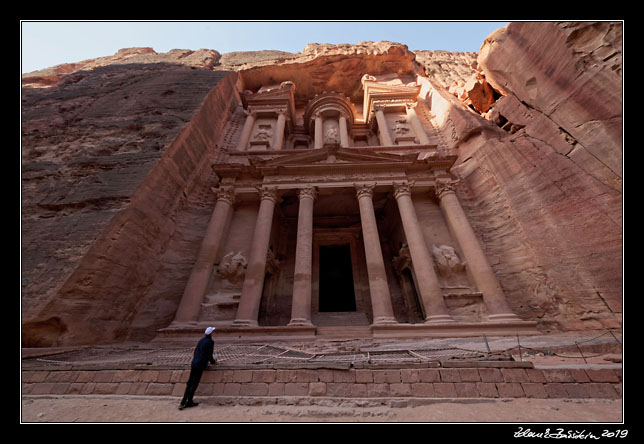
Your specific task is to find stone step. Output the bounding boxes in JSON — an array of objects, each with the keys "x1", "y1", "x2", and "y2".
[
  {"x1": 316, "y1": 326, "x2": 373, "y2": 339},
  {"x1": 312, "y1": 312, "x2": 370, "y2": 327}
]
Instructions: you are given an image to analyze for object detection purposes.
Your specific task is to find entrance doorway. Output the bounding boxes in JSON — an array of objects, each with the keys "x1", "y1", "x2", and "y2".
[{"x1": 318, "y1": 244, "x2": 357, "y2": 312}]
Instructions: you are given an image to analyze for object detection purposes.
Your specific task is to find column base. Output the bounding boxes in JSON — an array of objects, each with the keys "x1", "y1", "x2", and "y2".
[
  {"x1": 371, "y1": 316, "x2": 398, "y2": 325},
  {"x1": 487, "y1": 313, "x2": 522, "y2": 322},
  {"x1": 288, "y1": 318, "x2": 315, "y2": 327},
  {"x1": 230, "y1": 319, "x2": 259, "y2": 328},
  {"x1": 168, "y1": 320, "x2": 200, "y2": 328},
  {"x1": 425, "y1": 314, "x2": 456, "y2": 323}
]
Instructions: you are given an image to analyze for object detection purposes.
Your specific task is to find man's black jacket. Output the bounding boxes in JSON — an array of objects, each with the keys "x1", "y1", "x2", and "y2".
[{"x1": 191, "y1": 335, "x2": 216, "y2": 370}]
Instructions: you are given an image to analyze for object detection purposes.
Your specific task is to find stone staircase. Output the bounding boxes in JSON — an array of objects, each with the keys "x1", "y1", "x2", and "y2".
[{"x1": 312, "y1": 312, "x2": 373, "y2": 339}]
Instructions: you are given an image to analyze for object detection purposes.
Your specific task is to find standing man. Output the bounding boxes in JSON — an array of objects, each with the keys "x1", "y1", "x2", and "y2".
[{"x1": 178, "y1": 326, "x2": 217, "y2": 410}]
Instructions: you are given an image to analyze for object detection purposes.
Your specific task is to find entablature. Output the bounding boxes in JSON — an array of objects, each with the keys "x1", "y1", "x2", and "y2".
[{"x1": 211, "y1": 145, "x2": 456, "y2": 202}]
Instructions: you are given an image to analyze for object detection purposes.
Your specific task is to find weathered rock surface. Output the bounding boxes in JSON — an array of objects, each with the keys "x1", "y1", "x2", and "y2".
[
  {"x1": 22, "y1": 55, "x2": 238, "y2": 345},
  {"x1": 477, "y1": 22, "x2": 622, "y2": 181},
  {"x1": 444, "y1": 22, "x2": 622, "y2": 331}
]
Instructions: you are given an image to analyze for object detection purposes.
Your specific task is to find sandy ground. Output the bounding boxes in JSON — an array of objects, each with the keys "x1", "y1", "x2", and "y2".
[{"x1": 21, "y1": 396, "x2": 623, "y2": 423}]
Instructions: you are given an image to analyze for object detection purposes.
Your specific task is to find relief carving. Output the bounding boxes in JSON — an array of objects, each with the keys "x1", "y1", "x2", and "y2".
[
  {"x1": 325, "y1": 126, "x2": 339, "y2": 144},
  {"x1": 432, "y1": 244, "x2": 466, "y2": 276},
  {"x1": 252, "y1": 124, "x2": 273, "y2": 142},
  {"x1": 392, "y1": 243, "x2": 412, "y2": 275},
  {"x1": 216, "y1": 251, "x2": 248, "y2": 284},
  {"x1": 394, "y1": 119, "x2": 411, "y2": 135},
  {"x1": 265, "y1": 248, "x2": 280, "y2": 275}
]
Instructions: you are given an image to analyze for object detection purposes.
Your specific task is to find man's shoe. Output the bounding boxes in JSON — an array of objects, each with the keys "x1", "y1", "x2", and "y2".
[
  {"x1": 178, "y1": 404, "x2": 185, "y2": 410},
  {"x1": 184, "y1": 402, "x2": 199, "y2": 408}
]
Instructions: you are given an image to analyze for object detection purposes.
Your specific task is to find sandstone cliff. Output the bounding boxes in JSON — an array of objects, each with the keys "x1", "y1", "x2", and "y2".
[
  {"x1": 21, "y1": 26, "x2": 622, "y2": 345},
  {"x1": 445, "y1": 22, "x2": 622, "y2": 330}
]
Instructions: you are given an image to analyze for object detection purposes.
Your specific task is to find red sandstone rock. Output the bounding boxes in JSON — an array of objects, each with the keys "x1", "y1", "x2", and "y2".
[{"x1": 21, "y1": 29, "x2": 622, "y2": 345}]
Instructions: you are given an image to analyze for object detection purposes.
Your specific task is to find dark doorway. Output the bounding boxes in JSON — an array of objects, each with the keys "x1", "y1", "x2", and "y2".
[{"x1": 319, "y1": 244, "x2": 357, "y2": 312}]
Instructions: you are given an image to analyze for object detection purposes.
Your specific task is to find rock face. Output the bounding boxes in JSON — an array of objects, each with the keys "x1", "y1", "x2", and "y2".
[
  {"x1": 22, "y1": 52, "x2": 238, "y2": 345},
  {"x1": 21, "y1": 26, "x2": 622, "y2": 346},
  {"x1": 445, "y1": 22, "x2": 622, "y2": 331}
]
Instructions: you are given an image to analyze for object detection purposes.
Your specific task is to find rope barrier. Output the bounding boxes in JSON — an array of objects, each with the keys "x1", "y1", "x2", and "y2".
[{"x1": 24, "y1": 329, "x2": 622, "y2": 367}]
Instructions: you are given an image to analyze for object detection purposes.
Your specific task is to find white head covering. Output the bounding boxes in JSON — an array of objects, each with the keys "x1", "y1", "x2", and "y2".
[{"x1": 205, "y1": 326, "x2": 216, "y2": 335}]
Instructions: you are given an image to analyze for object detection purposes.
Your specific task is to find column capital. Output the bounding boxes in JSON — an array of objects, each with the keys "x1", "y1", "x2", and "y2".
[
  {"x1": 354, "y1": 183, "x2": 376, "y2": 199},
  {"x1": 256, "y1": 185, "x2": 281, "y2": 203},
  {"x1": 435, "y1": 179, "x2": 457, "y2": 200},
  {"x1": 405, "y1": 102, "x2": 418, "y2": 110},
  {"x1": 393, "y1": 181, "x2": 415, "y2": 200},
  {"x1": 297, "y1": 186, "x2": 318, "y2": 201},
  {"x1": 373, "y1": 104, "x2": 387, "y2": 113},
  {"x1": 211, "y1": 185, "x2": 236, "y2": 205}
]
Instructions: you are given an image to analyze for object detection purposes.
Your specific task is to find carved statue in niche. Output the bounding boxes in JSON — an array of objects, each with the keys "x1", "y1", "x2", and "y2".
[
  {"x1": 392, "y1": 243, "x2": 412, "y2": 275},
  {"x1": 325, "y1": 126, "x2": 339, "y2": 144},
  {"x1": 431, "y1": 244, "x2": 469, "y2": 290},
  {"x1": 200, "y1": 251, "x2": 248, "y2": 320},
  {"x1": 265, "y1": 248, "x2": 280, "y2": 276},
  {"x1": 216, "y1": 251, "x2": 248, "y2": 284},
  {"x1": 394, "y1": 118, "x2": 411, "y2": 135},
  {"x1": 252, "y1": 124, "x2": 273, "y2": 142}
]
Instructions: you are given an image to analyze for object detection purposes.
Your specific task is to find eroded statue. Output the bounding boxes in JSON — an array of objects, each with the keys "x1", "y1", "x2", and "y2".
[
  {"x1": 216, "y1": 251, "x2": 248, "y2": 283},
  {"x1": 432, "y1": 244, "x2": 466, "y2": 276}
]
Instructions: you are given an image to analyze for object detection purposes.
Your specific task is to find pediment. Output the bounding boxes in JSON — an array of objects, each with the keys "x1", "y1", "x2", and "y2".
[{"x1": 254, "y1": 146, "x2": 411, "y2": 168}]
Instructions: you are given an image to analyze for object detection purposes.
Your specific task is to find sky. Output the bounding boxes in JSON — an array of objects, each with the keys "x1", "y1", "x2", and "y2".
[{"x1": 20, "y1": 21, "x2": 508, "y2": 74}]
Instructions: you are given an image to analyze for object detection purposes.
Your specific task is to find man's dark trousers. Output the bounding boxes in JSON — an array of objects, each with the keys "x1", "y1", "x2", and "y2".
[{"x1": 181, "y1": 367, "x2": 204, "y2": 406}]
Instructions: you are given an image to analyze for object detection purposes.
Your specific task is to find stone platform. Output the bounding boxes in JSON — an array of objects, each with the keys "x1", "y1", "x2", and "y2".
[
  {"x1": 22, "y1": 331, "x2": 622, "y2": 402},
  {"x1": 155, "y1": 319, "x2": 540, "y2": 345}
]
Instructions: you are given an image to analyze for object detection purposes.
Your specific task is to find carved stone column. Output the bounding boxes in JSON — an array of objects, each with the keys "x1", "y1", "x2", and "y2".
[
  {"x1": 436, "y1": 180, "x2": 519, "y2": 321},
  {"x1": 355, "y1": 183, "x2": 397, "y2": 324},
  {"x1": 272, "y1": 110, "x2": 287, "y2": 150},
  {"x1": 339, "y1": 114, "x2": 350, "y2": 147},
  {"x1": 374, "y1": 106, "x2": 393, "y2": 146},
  {"x1": 173, "y1": 186, "x2": 235, "y2": 324},
  {"x1": 288, "y1": 186, "x2": 318, "y2": 326},
  {"x1": 314, "y1": 113, "x2": 324, "y2": 149},
  {"x1": 237, "y1": 110, "x2": 255, "y2": 151},
  {"x1": 393, "y1": 182, "x2": 453, "y2": 322},
  {"x1": 406, "y1": 104, "x2": 431, "y2": 145},
  {"x1": 232, "y1": 186, "x2": 281, "y2": 327}
]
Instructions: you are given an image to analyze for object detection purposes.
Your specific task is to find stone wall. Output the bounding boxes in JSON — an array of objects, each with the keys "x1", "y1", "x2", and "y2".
[{"x1": 22, "y1": 365, "x2": 622, "y2": 400}]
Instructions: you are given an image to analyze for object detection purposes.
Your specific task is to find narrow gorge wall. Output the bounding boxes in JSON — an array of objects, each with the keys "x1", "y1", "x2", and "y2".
[
  {"x1": 432, "y1": 22, "x2": 622, "y2": 331},
  {"x1": 22, "y1": 53, "x2": 240, "y2": 346}
]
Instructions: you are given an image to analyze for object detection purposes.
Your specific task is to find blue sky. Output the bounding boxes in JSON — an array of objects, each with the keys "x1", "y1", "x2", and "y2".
[{"x1": 21, "y1": 21, "x2": 508, "y2": 74}]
